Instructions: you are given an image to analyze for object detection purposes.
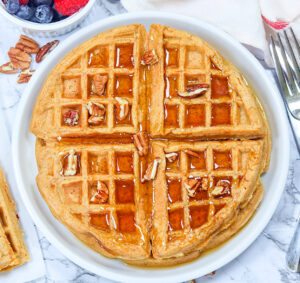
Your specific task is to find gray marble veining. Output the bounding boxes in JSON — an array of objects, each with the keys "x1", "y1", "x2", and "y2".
[{"x1": 0, "y1": 1, "x2": 299, "y2": 282}]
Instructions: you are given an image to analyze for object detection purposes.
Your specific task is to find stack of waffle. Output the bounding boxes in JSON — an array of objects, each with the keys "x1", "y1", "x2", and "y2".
[
  {"x1": 0, "y1": 167, "x2": 29, "y2": 271},
  {"x1": 31, "y1": 24, "x2": 271, "y2": 266}
]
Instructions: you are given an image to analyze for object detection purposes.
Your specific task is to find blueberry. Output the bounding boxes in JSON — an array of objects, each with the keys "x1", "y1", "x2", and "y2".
[
  {"x1": 5, "y1": 0, "x2": 20, "y2": 14},
  {"x1": 31, "y1": 0, "x2": 52, "y2": 6},
  {"x1": 52, "y1": 8, "x2": 67, "y2": 22},
  {"x1": 16, "y1": 5, "x2": 34, "y2": 20},
  {"x1": 34, "y1": 5, "x2": 53, "y2": 23}
]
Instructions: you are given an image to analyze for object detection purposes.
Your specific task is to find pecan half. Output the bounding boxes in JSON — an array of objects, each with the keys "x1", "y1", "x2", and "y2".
[
  {"x1": 211, "y1": 180, "x2": 230, "y2": 196},
  {"x1": 91, "y1": 74, "x2": 107, "y2": 96},
  {"x1": 36, "y1": 40, "x2": 59, "y2": 63},
  {"x1": 184, "y1": 149, "x2": 202, "y2": 158},
  {"x1": 17, "y1": 69, "x2": 35, "y2": 84},
  {"x1": 141, "y1": 49, "x2": 159, "y2": 65},
  {"x1": 8, "y1": 47, "x2": 32, "y2": 70},
  {"x1": 0, "y1": 62, "x2": 18, "y2": 74},
  {"x1": 90, "y1": 181, "x2": 109, "y2": 203},
  {"x1": 184, "y1": 179, "x2": 201, "y2": 197},
  {"x1": 15, "y1": 35, "x2": 39, "y2": 54},
  {"x1": 178, "y1": 84, "x2": 209, "y2": 98},
  {"x1": 142, "y1": 158, "x2": 161, "y2": 183},
  {"x1": 62, "y1": 149, "x2": 78, "y2": 176},
  {"x1": 87, "y1": 102, "x2": 106, "y2": 125},
  {"x1": 133, "y1": 131, "x2": 149, "y2": 156},
  {"x1": 63, "y1": 109, "x2": 79, "y2": 126},
  {"x1": 165, "y1": 152, "x2": 178, "y2": 162},
  {"x1": 115, "y1": 97, "x2": 129, "y2": 121}
]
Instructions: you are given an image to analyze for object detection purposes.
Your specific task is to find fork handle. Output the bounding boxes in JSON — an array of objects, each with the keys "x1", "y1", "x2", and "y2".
[{"x1": 286, "y1": 214, "x2": 300, "y2": 272}]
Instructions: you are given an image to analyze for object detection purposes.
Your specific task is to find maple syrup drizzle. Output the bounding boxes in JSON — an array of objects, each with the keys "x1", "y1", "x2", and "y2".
[
  {"x1": 168, "y1": 208, "x2": 184, "y2": 231},
  {"x1": 114, "y1": 74, "x2": 133, "y2": 97},
  {"x1": 185, "y1": 104, "x2": 206, "y2": 127},
  {"x1": 87, "y1": 152, "x2": 108, "y2": 174},
  {"x1": 189, "y1": 205, "x2": 209, "y2": 229},
  {"x1": 117, "y1": 210, "x2": 136, "y2": 233},
  {"x1": 211, "y1": 76, "x2": 230, "y2": 99},
  {"x1": 115, "y1": 44, "x2": 134, "y2": 68},
  {"x1": 165, "y1": 75, "x2": 178, "y2": 98},
  {"x1": 90, "y1": 213, "x2": 110, "y2": 231},
  {"x1": 115, "y1": 179, "x2": 135, "y2": 204},
  {"x1": 187, "y1": 151, "x2": 206, "y2": 170},
  {"x1": 211, "y1": 103, "x2": 231, "y2": 126},
  {"x1": 167, "y1": 179, "x2": 182, "y2": 203},
  {"x1": 164, "y1": 46, "x2": 179, "y2": 67},
  {"x1": 164, "y1": 104, "x2": 179, "y2": 128},
  {"x1": 88, "y1": 46, "x2": 109, "y2": 67},
  {"x1": 115, "y1": 152, "x2": 134, "y2": 174},
  {"x1": 213, "y1": 150, "x2": 232, "y2": 170},
  {"x1": 166, "y1": 156, "x2": 180, "y2": 171}
]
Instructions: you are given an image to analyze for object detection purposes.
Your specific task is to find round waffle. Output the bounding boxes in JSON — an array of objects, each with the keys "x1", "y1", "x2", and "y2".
[{"x1": 31, "y1": 24, "x2": 271, "y2": 265}]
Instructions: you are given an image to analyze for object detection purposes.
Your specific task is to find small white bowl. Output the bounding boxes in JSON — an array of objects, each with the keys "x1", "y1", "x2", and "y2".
[{"x1": 0, "y1": 0, "x2": 96, "y2": 36}]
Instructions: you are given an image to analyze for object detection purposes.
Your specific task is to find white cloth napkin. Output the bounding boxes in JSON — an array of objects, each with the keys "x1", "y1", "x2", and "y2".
[
  {"x1": 121, "y1": 0, "x2": 300, "y2": 62},
  {"x1": 0, "y1": 107, "x2": 45, "y2": 282}
]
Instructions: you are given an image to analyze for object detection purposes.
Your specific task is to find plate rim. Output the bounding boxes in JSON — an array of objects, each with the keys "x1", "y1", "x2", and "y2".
[{"x1": 12, "y1": 11, "x2": 290, "y2": 283}]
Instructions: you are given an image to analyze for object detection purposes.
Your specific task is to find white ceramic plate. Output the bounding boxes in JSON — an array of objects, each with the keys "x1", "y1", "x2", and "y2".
[{"x1": 12, "y1": 12, "x2": 290, "y2": 283}]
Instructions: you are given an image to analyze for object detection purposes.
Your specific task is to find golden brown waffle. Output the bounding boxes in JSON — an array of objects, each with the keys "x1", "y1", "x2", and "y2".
[
  {"x1": 31, "y1": 25, "x2": 147, "y2": 139},
  {"x1": 0, "y1": 167, "x2": 29, "y2": 272},
  {"x1": 149, "y1": 140, "x2": 265, "y2": 259},
  {"x1": 149, "y1": 25, "x2": 266, "y2": 139},
  {"x1": 31, "y1": 24, "x2": 271, "y2": 266},
  {"x1": 35, "y1": 139, "x2": 150, "y2": 260}
]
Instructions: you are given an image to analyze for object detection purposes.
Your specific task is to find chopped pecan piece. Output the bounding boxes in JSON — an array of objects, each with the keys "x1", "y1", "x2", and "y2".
[
  {"x1": 15, "y1": 35, "x2": 39, "y2": 54},
  {"x1": 0, "y1": 62, "x2": 18, "y2": 74},
  {"x1": 87, "y1": 102, "x2": 106, "y2": 125},
  {"x1": 165, "y1": 152, "x2": 178, "y2": 162},
  {"x1": 211, "y1": 180, "x2": 230, "y2": 196},
  {"x1": 205, "y1": 271, "x2": 216, "y2": 276},
  {"x1": 142, "y1": 158, "x2": 161, "y2": 183},
  {"x1": 8, "y1": 47, "x2": 32, "y2": 70},
  {"x1": 17, "y1": 69, "x2": 35, "y2": 84},
  {"x1": 91, "y1": 74, "x2": 107, "y2": 96},
  {"x1": 184, "y1": 149, "x2": 202, "y2": 158},
  {"x1": 62, "y1": 149, "x2": 78, "y2": 176},
  {"x1": 178, "y1": 84, "x2": 209, "y2": 98},
  {"x1": 36, "y1": 40, "x2": 59, "y2": 63},
  {"x1": 141, "y1": 49, "x2": 159, "y2": 65},
  {"x1": 184, "y1": 179, "x2": 201, "y2": 197},
  {"x1": 201, "y1": 177, "x2": 209, "y2": 190},
  {"x1": 63, "y1": 110, "x2": 79, "y2": 126},
  {"x1": 115, "y1": 97, "x2": 129, "y2": 121},
  {"x1": 90, "y1": 181, "x2": 109, "y2": 203},
  {"x1": 133, "y1": 131, "x2": 149, "y2": 156}
]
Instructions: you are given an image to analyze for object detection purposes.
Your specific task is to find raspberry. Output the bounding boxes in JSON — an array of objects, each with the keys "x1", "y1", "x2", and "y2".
[
  {"x1": 19, "y1": 0, "x2": 29, "y2": 5},
  {"x1": 54, "y1": 0, "x2": 89, "y2": 16}
]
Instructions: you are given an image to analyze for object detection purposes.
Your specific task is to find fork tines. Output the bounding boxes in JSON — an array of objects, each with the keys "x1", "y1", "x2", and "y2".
[{"x1": 270, "y1": 27, "x2": 300, "y2": 97}]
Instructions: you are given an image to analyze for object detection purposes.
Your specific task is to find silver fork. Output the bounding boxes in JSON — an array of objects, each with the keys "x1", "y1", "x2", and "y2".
[{"x1": 269, "y1": 27, "x2": 300, "y2": 273}]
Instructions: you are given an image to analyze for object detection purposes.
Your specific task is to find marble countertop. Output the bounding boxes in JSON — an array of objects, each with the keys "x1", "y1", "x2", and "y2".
[{"x1": 0, "y1": 1, "x2": 299, "y2": 282}]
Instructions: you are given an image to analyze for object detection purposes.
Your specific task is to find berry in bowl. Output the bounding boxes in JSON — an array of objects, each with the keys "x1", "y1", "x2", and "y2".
[{"x1": 0, "y1": 0, "x2": 96, "y2": 36}]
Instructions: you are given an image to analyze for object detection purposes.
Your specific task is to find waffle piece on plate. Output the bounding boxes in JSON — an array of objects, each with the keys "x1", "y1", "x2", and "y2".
[
  {"x1": 148, "y1": 24, "x2": 266, "y2": 139},
  {"x1": 149, "y1": 140, "x2": 265, "y2": 259},
  {"x1": 0, "y1": 166, "x2": 29, "y2": 272},
  {"x1": 31, "y1": 24, "x2": 147, "y2": 140},
  {"x1": 35, "y1": 139, "x2": 150, "y2": 260}
]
